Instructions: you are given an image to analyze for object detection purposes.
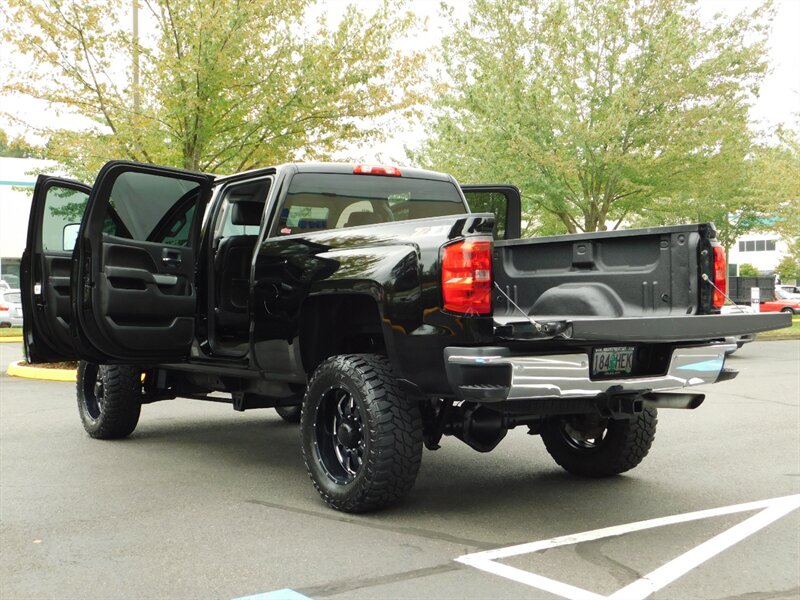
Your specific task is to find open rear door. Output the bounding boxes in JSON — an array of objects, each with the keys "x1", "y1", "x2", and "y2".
[
  {"x1": 73, "y1": 161, "x2": 213, "y2": 362},
  {"x1": 21, "y1": 176, "x2": 92, "y2": 363},
  {"x1": 461, "y1": 185, "x2": 522, "y2": 240}
]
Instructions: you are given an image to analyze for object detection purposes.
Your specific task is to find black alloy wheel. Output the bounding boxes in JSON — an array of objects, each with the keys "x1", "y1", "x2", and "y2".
[
  {"x1": 316, "y1": 387, "x2": 366, "y2": 484},
  {"x1": 76, "y1": 361, "x2": 142, "y2": 439},
  {"x1": 540, "y1": 408, "x2": 657, "y2": 477},
  {"x1": 301, "y1": 354, "x2": 423, "y2": 512}
]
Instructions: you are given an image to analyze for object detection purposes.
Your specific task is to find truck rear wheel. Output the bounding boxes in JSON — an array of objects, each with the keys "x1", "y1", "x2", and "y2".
[
  {"x1": 540, "y1": 409, "x2": 657, "y2": 477},
  {"x1": 301, "y1": 354, "x2": 423, "y2": 512},
  {"x1": 76, "y1": 362, "x2": 142, "y2": 439}
]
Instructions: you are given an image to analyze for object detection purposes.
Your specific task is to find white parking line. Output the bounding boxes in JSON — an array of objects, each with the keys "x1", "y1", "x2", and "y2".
[{"x1": 456, "y1": 494, "x2": 800, "y2": 600}]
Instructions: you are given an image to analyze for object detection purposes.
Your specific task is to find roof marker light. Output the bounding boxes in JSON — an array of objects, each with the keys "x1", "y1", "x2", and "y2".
[{"x1": 353, "y1": 164, "x2": 402, "y2": 177}]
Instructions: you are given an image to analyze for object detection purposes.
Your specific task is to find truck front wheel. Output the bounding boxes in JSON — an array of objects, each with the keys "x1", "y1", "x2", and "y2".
[
  {"x1": 301, "y1": 354, "x2": 423, "y2": 512},
  {"x1": 540, "y1": 409, "x2": 657, "y2": 477},
  {"x1": 76, "y1": 362, "x2": 142, "y2": 439}
]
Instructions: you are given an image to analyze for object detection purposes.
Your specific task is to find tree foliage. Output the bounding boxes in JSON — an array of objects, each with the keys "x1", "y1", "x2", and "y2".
[
  {"x1": 634, "y1": 126, "x2": 800, "y2": 254},
  {"x1": 414, "y1": 0, "x2": 772, "y2": 235},
  {"x1": 738, "y1": 263, "x2": 759, "y2": 277},
  {"x1": 0, "y1": 128, "x2": 42, "y2": 158},
  {"x1": 774, "y1": 255, "x2": 799, "y2": 283},
  {"x1": 2, "y1": 0, "x2": 426, "y2": 179}
]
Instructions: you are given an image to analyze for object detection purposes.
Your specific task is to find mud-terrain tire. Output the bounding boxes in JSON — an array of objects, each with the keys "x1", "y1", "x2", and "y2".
[
  {"x1": 540, "y1": 408, "x2": 657, "y2": 477},
  {"x1": 275, "y1": 405, "x2": 302, "y2": 423},
  {"x1": 301, "y1": 354, "x2": 423, "y2": 512},
  {"x1": 76, "y1": 362, "x2": 142, "y2": 439}
]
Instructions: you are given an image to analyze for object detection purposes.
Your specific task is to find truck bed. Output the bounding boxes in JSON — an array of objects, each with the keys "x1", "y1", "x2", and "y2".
[
  {"x1": 493, "y1": 224, "x2": 712, "y2": 319},
  {"x1": 491, "y1": 223, "x2": 789, "y2": 342}
]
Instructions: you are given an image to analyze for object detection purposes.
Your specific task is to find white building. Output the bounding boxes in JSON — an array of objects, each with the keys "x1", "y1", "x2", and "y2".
[
  {"x1": 0, "y1": 157, "x2": 56, "y2": 287},
  {"x1": 727, "y1": 231, "x2": 788, "y2": 276}
]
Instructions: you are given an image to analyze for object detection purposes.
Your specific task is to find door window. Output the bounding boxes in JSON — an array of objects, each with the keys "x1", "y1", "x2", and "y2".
[
  {"x1": 212, "y1": 178, "x2": 271, "y2": 241},
  {"x1": 105, "y1": 171, "x2": 202, "y2": 246},
  {"x1": 463, "y1": 191, "x2": 508, "y2": 240},
  {"x1": 461, "y1": 185, "x2": 521, "y2": 239},
  {"x1": 42, "y1": 186, "x2": 89, "y2": 251}
]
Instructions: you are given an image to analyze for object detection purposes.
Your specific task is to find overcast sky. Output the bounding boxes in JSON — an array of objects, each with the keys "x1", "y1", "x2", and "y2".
[{"x1": 1, "y1": 0, "x2": 797, "y2": 165}]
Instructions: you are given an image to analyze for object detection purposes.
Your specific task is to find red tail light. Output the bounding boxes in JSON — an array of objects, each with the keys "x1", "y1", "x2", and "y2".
[
  {"x1": 353, "y1": 164, "x2": 402, "y2": 176},
  {"x1": 442, "y1": 240, "x2": 492, "y2": 315},
  {"x1": 712, "y1": 245, "x2": 726, "y2": 309}
]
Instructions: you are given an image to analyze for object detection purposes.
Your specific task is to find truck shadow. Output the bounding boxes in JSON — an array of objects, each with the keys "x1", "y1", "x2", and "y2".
[{"x1": 122, "y1": 412, "x2": 665, "y2": 521}]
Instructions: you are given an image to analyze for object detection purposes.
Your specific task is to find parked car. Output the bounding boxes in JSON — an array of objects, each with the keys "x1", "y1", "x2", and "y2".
[
  {"x1": 0, "y1": 289, "x2": 23, "y2": 328},
  {"x1": 760, "y1": 288, "x2": 800, "y2": 314},
  {"x1": 778, "y1": 284, "x2": 800, "y2": 295}
]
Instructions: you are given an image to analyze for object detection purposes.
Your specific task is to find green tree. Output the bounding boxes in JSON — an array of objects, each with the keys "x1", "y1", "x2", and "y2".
[
  {"x1": 738, "y1": 263, "x2": 759, "y2": 277},
  {"x1": 0, "y1": 128, "x2": 42, "y2": 158},
  {"x1": 1, "y1": 0, "x2": 426, "y2": 179},
  {"x1": 414, "y1": 0, "x2": 772, "y2": 235},
  {"x1": 775, "y1": 255, "x2": 799, "y2": 283},
  {"x1": 634, "y1": 137, "x2": 799, "y2": 251}
]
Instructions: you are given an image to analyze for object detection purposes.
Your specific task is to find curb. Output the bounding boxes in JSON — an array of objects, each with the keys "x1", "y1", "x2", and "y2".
[
  {"x1": 6, "y1": 360, "x2": 76, "y2": 382},
  {"x1": 0, "y1": 337, "x2": 23, "y2": 343}
]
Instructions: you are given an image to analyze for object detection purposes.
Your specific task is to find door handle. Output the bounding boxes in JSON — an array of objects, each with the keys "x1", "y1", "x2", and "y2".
[{"x1": 162, "y1": 248, "x2": 182, "y2": 267}]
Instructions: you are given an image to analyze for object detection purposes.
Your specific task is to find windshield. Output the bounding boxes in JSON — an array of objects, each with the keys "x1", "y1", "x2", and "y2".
[
  {"x1": 276, "y1": 173, "x2": 466, "y2": 236},
  {"x1": 776, "y1": 288, "x2": 800, "y2": 300}
]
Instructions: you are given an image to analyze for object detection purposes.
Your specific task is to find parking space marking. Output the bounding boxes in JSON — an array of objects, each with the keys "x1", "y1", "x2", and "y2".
[
  {"x1": 233, "y1": 589, "x2": 312, "y2": 600},
  {"x1": 456, "y1": 494, "x2": 800, "y2": 600}
]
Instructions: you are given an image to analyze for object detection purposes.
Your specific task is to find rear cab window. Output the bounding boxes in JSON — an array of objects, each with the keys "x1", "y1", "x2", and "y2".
[{"x1": 275, "y1": 172, "x2": 467, "y2": 236}]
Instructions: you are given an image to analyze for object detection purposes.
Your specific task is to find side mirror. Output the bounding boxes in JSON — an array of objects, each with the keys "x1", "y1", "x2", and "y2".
[{"x1": 62, "y1": 223, "x2": 80, "y2": 251}]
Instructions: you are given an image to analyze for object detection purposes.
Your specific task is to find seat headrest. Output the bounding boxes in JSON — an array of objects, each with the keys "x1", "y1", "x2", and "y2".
[
  {"x1": 231, "y1": 201, "x2": 264, "y2": 226},
  {"x1": 345, "y1": 211, "x2": 382, "y2": 228}
]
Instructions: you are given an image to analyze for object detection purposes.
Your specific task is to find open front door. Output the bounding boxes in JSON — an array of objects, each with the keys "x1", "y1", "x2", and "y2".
[
  {"x1": 22, "y1": 176, "x2": 92, "y2": 363},
  {"x1": 461, "y1": 185, "x2": 522, "y2": 240},
  {"x1": 74, "y1": 161, "x2": 213, "y2": 362}
]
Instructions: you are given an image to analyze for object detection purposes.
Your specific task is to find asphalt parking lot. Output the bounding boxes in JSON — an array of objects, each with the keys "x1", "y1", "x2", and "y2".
[{"x1": 1, "y1": 340, "x2": 798, "y2": 600}]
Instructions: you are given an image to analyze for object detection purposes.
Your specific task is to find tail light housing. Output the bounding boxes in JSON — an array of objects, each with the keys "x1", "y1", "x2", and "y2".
[
  {"x1": 712, "y1": 245, "x2": 726, "y2": 309},
  {"x1": 441, "y1": 239, "x2": 492, "y2": 315}
]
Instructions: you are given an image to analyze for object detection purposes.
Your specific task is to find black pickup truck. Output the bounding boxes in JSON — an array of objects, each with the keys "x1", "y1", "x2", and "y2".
[{"x1": 22, "y1": 161, "x2": 789, "y2": 512}]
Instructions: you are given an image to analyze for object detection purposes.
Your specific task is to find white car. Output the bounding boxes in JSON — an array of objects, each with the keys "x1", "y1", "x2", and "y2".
[
  {"x1": 0, "y1": 289, "x2": 23, "y2": 328},
  {"x1": 720, "y1": 304, "x2": 756, "y2": 353}
]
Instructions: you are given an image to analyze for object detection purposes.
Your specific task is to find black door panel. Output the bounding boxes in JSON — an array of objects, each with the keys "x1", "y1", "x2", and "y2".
[
  {"x1": 73, "y1": 162, "x2": 213, "y2": 362},
  {"x1": 22, "y1": 176, "x2": 91, "y2": 363},
  {"x1": 44, "y1": 254, "x2": 73, "y2": 325},
  {"x1": 98, "y1": 239, "x2": 196, "y2": 342}
]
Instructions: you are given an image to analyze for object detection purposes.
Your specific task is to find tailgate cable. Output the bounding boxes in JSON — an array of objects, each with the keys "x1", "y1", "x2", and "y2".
[
  {"x1": 701, "y1": 274, "x2": 749, "y2": 312},
  {"x1": 493, "y1": 282, "x2": 545, "y2": 333}
]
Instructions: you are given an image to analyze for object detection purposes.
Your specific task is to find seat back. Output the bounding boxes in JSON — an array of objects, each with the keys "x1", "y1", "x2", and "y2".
[{"x1": 214, "y1": 200, "x2": 264, "y2": 332}]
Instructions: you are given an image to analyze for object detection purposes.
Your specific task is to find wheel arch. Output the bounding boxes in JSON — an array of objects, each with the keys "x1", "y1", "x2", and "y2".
[{"x1": 298, "y1": 293, "x2": 394, "y2": 374}]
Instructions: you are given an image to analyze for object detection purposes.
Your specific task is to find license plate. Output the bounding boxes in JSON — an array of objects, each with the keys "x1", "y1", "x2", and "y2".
[{"x1": 592, "y1": 346, "x2": 635, "y2": 376}]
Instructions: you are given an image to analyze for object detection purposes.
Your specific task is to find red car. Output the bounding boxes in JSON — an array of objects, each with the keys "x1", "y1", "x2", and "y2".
[{"x1": 759, "y1": 288, "x2": 800, "y2": 314}]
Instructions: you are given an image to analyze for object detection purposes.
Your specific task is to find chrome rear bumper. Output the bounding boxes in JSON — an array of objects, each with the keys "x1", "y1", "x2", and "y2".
[{"x1": 444, "y1": 344, "x2": 735, "y2": 402}]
